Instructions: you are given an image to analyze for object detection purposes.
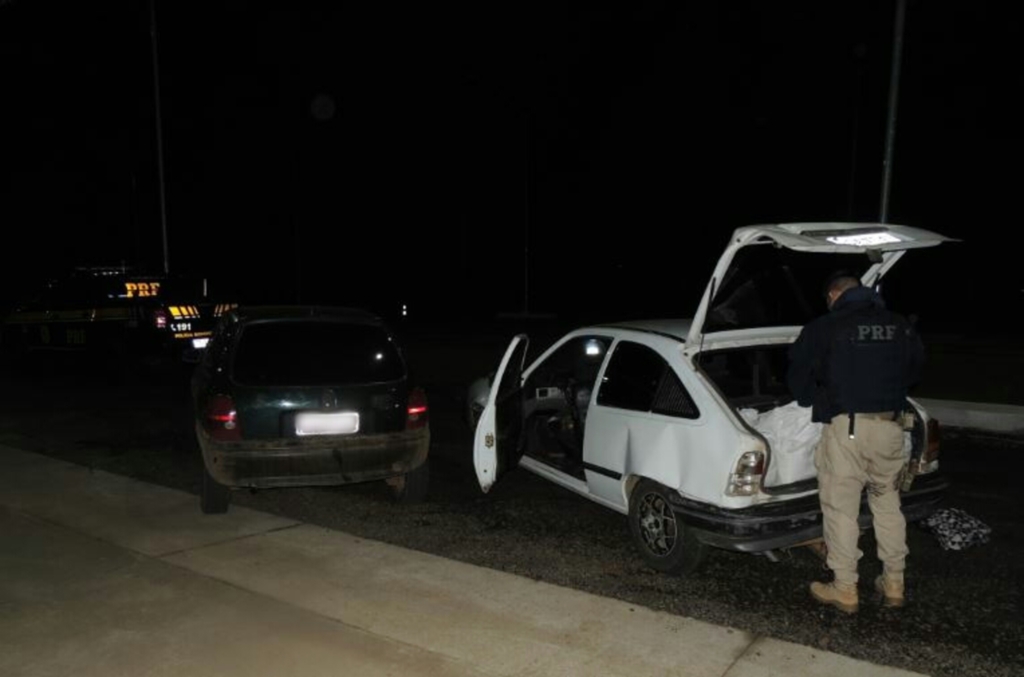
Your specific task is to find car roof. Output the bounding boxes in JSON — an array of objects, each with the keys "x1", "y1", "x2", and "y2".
[{"x1": 230, "y1": 305, "x2": 385, "y2": 325}]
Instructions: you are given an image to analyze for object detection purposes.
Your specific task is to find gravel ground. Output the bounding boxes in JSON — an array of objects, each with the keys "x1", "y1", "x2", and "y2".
[{"x1": 0, "y1": 352, "x2": 1021, "y2": 677}]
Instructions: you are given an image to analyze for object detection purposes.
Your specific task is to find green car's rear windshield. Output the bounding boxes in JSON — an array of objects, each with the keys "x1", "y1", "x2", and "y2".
[{"x1": 232, "y1": 320, "x2": 406, "y2": 386}]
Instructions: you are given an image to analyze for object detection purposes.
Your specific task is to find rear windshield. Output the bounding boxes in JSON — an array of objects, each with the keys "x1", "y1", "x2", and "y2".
[
  {"x1": 704, "y1": 245, "x2": 873, "y2": 332},
  {"x1": 232, "y1": 320, "x2": 406, "y2": 386}
]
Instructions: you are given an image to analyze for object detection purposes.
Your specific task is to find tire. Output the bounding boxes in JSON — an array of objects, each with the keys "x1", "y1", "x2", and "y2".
[
  {"x1": 200, "y1": 464, "x2": 232, "y2": 514},
  {"x1": 388, "y1": 460, "x2": 430, "y2": 505},
  {"x1": 628, "y1": 479, "x2": 707, "y2": 575}
]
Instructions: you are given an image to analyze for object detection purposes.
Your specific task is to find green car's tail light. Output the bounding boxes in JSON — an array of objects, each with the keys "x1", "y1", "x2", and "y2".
[
  {"x1": 406, "y1": 387, "x2": 428, "y2": 430},
  {"x1": 204, "y1": 394, "x2": 242, "y2": 441}
]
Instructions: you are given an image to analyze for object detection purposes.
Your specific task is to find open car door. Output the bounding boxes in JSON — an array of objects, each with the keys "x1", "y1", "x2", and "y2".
[{"x1": 473, "y1": 334, "x2": 529, "y2": 493}]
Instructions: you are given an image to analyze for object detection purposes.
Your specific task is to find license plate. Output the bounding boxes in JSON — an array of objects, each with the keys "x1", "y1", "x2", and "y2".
[
  {"x1": 192, "y1": 337, "x2": 210, "y2": 349},
  {"x1": 295, "y1": 412, "x2": 360, "y2": 436}
]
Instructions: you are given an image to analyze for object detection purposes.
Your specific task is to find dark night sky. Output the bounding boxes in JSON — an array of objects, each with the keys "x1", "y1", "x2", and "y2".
[{"x1": 1, "y1": 1, "x2": 1022, "y2": 331}]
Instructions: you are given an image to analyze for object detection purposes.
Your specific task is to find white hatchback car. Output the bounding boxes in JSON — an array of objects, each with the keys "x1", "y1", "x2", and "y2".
[{"x1": 469, "y1": 222, "x2": 952, "y2": 575}]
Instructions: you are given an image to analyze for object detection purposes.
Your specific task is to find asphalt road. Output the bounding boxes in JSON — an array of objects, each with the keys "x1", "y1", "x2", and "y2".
[{"x1": 0, "y1": 350, "x2": 1021, "y2": 677}]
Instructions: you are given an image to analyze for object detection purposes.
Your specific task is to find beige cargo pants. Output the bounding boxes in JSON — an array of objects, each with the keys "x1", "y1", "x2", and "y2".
[{"x1": 816, "y1": 413, "x2": 908, "y2": 585}]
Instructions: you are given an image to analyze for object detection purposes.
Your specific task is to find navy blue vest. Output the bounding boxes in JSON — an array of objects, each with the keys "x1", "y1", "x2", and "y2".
[{"x1": 824, "y1": 298, "x2": 917, "y2": 416}]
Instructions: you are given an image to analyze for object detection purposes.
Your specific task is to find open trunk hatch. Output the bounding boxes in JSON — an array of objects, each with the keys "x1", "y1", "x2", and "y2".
[{"x1": 688, "y1": 223, "x2": 955, "y2": 344}]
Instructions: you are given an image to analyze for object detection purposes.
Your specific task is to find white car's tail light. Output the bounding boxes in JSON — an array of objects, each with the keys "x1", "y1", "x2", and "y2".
[
  {"x1": 918, "y1": 418, "x2": 941, "y2": 474},
  {"x1": 726, "y1": 451, "x2": 764, "y2": 496}
]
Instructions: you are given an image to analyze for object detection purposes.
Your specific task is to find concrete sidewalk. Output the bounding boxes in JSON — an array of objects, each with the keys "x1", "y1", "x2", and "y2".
[{"x1": 0, "y1": 444, "x2": 927, "y2": 677}]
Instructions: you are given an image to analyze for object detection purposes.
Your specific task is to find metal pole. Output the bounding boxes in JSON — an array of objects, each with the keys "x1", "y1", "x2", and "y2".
[
  {"x1": 846, "y1": 45, "x2": 866, "y2": 220},
  {"x1": 149, "y1": 0, "x2": 170, "y2": 274},
  {"x1": 879, "y1": 0, "x2": 907, "y2": 224},
  {"x1": 523, "y1": 116, "x2": 530, "y2": 316}
]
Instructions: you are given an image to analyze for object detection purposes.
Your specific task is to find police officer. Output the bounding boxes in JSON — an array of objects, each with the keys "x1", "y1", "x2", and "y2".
[{"x1": 787, "y1": 272, "x2": 925, "y2": 613}]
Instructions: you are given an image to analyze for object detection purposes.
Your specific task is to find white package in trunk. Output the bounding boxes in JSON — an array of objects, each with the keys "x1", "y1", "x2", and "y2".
[{"x1": 739, "y1": 402, "x2": 822, "y2": 486}]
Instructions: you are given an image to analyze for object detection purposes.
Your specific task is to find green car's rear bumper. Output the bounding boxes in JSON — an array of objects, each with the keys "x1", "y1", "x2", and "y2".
[{"x1": 199, "y1": 426, "x2": 429, "y2": 489}]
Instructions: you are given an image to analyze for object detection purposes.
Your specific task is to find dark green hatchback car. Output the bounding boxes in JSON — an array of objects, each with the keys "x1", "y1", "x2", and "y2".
[{"x1": 190, "y1": 306, "x2": 429, "y2": 513}]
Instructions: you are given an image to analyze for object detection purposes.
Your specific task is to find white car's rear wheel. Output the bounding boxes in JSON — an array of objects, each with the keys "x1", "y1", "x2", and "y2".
[{"x1": 628, "y1": 479, "x2": 707, "y2": 575}]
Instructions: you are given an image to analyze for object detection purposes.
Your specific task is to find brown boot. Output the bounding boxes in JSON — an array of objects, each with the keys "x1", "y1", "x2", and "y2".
[
  {"x1": 874, "y1": 575, "x2": 905, "y2": 608},
  {"x1": 810, "y1": 580, "x2": 859, "y2": 613}
]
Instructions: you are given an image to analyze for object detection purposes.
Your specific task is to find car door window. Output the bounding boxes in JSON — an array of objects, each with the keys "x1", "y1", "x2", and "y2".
[
  {"x1": 45, "y1": 277, "x2": 89, "y2": 311},
  {"x1": 525, "y1": 335, "x2": 611, "y2": 398},
  {"x1": 597, "y1": 341, "x2": 699, "y2": 418}
]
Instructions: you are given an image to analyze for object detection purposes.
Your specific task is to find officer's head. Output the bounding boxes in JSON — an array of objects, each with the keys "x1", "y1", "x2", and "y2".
[{"x1": 823, "y1": 271, "x2": 861, "y2": 310}]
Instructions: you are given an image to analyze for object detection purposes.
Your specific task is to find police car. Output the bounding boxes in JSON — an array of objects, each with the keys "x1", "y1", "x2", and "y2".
[{"x1": 0, "y1": 267, "x2": 236, "y2": 368}]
